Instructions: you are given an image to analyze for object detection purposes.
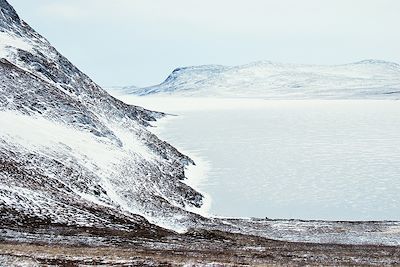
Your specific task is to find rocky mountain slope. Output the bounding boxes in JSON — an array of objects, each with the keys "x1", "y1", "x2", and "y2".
[
  {"x1": 0, "y1": 0, "x2": 205, "y2": 232},
  {"x1": 130, "y1": 60, "x2": 400, "y2": 99}
]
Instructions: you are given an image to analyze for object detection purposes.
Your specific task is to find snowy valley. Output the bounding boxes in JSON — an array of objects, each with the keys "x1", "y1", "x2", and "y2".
[{"x1": 1, "y1": 0, "x2": 400, "y2": 265}]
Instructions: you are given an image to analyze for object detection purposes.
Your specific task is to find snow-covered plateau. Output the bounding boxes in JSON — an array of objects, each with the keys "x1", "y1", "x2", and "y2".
[{"x1": 129, "y1": 60, "x2": 400, "y2": 99}]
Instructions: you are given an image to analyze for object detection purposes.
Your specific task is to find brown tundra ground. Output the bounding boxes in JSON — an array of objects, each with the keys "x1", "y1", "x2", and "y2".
[{"x1": 1, "y1": 221, "x2": 400, "y2": 266}]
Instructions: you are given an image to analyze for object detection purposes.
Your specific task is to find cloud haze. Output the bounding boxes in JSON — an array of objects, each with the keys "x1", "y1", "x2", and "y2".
[{"x1": 8, "y1": 0, "x2": 400, "y2": 87}]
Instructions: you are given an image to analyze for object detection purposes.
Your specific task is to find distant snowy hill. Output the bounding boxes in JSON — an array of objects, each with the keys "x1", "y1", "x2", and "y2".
[
  {"x1": 106, "y1": 85, "x2": 139, "y2": 97},
  {"x1": 130, "y1": 60, "x2": 400, "y2": 99},
  {"x1": 0, "y1": 0, "x2": 206, "y2": 232}
]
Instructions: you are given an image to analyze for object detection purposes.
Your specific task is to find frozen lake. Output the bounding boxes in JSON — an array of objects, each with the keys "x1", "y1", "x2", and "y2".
[{"x1": 122, "y1": 97, "x2": 400, "y2": 221}]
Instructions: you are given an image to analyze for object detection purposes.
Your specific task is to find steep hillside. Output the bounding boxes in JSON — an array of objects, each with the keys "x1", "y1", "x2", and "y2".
[
  {"x1": 0, "y1": 0, "x2": 205, "y2": 232},
  {"x1": 131, "y1": 60, "x2": 400, "y2": 99}
]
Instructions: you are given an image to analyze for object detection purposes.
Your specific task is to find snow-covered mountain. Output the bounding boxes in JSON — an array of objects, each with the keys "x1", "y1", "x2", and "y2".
[
  {"x1": 0, "y1": 0, "x2": 206, "y2": 232},
  {"x1": 106, "y1": 85, "x2": 139, "y2": 97},
  {"x1": 131, "y1": 60, "x2": 400, "y2": 99}
]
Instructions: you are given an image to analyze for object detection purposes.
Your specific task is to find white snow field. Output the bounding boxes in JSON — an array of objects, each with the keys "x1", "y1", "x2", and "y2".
[
  {"x1": 120, "y1": 96, "x2": 400, "y2": 221},
  {"x1": 130, "y1": 60, "x2": 400, "y2": 99}
]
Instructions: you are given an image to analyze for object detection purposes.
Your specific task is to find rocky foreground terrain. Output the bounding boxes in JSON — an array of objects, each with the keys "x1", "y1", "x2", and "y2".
[
  {"x1": 1, "y1": 0, "x2": 400, "y2": 265},
  {"x1": 1, "y1": 221, "x2": 400, "y2": 266}
]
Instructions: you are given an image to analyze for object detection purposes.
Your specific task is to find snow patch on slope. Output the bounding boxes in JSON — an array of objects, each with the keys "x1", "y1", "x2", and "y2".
[
  {"x1": 0, "y1": 111, "x2": 143, "y2": 209},
  {"x1": 0, "y1": 109, "x2": 199, "y2": 231},
  {"x1": 0, "y1": 30, "x2": 33, "y2": 58}
]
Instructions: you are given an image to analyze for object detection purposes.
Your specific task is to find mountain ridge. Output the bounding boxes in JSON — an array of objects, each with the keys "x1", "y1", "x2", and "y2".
[{"x1": 128, "y1": 59, "x2": 400, "y2": 99}]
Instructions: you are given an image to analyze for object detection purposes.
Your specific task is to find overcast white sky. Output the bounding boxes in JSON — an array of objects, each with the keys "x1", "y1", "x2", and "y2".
[{"x1": 8, "y1": 0, "x2": 400, "y2": 87}]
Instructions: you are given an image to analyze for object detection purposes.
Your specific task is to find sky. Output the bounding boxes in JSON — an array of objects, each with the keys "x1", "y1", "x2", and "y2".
[{"x1": 8, "y1": 0, "x2": 400, "y2": 87}]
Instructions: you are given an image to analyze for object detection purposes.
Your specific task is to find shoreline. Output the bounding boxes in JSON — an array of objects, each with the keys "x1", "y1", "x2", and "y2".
[
  {"x1": 149, "y1": 114, "x2": 213, "y2": 217},
  {"x1": 119, "y1": 96, "x2": 399, "y2": 111}
]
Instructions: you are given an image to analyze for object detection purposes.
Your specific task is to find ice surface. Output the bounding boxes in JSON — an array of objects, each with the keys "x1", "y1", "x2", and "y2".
[{"x1": 121, "y1": 97, "x2": 400, "y2": 221}]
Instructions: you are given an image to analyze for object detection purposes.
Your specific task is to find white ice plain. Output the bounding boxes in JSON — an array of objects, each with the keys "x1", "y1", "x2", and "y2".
[{"x1": 121, "y1": 97, "x2": 400, "y2": 221}]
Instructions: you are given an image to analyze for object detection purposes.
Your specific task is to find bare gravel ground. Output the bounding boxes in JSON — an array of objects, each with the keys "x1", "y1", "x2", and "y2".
[{"x1": 1, "y1": 226, "x2": 400, "y2": 266}]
